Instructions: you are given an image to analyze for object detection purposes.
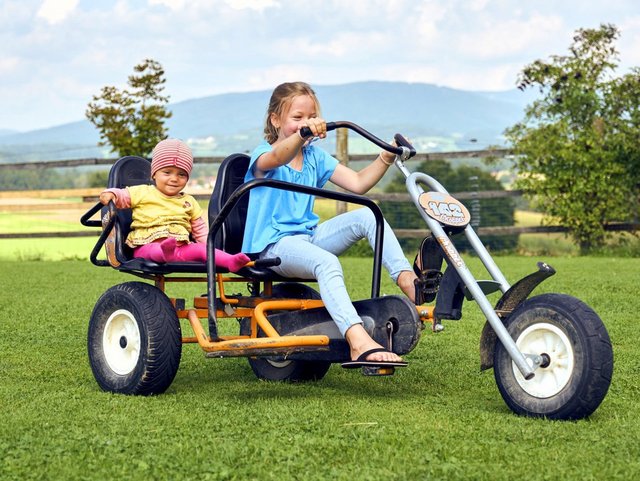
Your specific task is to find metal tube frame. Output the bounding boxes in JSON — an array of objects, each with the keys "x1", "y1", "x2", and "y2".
[
  {"x1": 206, "y1": 178, "x2": 388, "y2": 341},
  {"x1": 402, "y1": 168, "x2": 535, "y2": 379}
]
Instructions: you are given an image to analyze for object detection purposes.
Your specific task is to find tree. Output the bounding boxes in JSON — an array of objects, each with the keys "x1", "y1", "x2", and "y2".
[
  {"x1": 380, "y1": 159, "x2": 517, "y2": 254},
  {"x1": 86, "y1": 59, "x2": 172, "y2": 157},
  {"x1": 505, "y1": 24, "x2": 640, "y2": 253},
  {"x1": 0, "y1": 168, "x2": 66, "y2": 190}
]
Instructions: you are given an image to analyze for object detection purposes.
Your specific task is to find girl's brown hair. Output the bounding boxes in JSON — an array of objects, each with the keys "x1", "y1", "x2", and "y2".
[{"x1": 263, "y1": 82, "x2": 321, "y2": 144}]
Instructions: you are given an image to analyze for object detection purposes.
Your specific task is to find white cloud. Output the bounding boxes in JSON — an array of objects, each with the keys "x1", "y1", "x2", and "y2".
[
  {"x1": 35, "y1": 0, "x2": 79, "y2": 24},
  {"x1": 245, "y1": 64, "x2": 315, "y2": 91},
  {"x1": 0, "y1": 57, "x2": 20, "y2": 75},
  {"x1": 468, "y1": 0, "x2": 489, "y2": 12},
  {"x1": 618, "y1": 16, "x2": 640, "y2": 70},
  {"x1": 148, "y1": 0, "x2": 185, "y2": 9},
  {"x1": 225, "y1": 0, "x2": 280, "y2": 11},
  {"x1": 2, "y1": 0, "x2": 640, "y2": 131},
  {"x1": 456, "y1": 14, "x2": 564, "y2": 60},
  {"x1": 412, "y1": 0, "x2": 449, "y2": 43}
]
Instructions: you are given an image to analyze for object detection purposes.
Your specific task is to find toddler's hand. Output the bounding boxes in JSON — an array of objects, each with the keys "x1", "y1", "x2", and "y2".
[{"x1": 99, "y1": 192, "x2": 116, "y2": 205}]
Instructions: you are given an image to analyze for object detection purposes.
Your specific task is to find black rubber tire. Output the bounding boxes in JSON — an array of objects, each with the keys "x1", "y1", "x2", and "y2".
[
  {"x1": 240, "y1": 282, "x2": 332, "y2": 382},
  {"x1": 87, "y1": 282, "x2": 182, "y2": 395},
  {"x1": 493, "y1": 293, "x2": 613, "y2": 420}
]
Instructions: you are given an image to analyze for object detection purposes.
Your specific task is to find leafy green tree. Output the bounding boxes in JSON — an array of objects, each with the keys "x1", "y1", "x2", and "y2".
[
  {"x1": 381, "y1": 159, "x2": 517, "y2": 253},
  {"x1": 505, "y1": 24, "x2": 640, "y2": 253},
  {"x1": 86, "y1": 59, "x2": 172, "y2": 157},
  {"x1": 0, "y1": 168, "x2": 66, "y2": 190},
  {"x1": 87, "y1": 170, "x2": 109, "y2": 188}
]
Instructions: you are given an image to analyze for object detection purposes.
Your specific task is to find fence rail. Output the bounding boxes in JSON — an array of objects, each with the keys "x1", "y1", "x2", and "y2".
[
  {"x1": 1, "y1": 183, "x2": 637, "y2": 240},
  {"x1": 2, "y1": 222, "x2": 638, "y2": 240},
  {"x1": 1, "y1": 146, "x2": 637, "y2": 240},
  {"x1": 0, "y1": 148, "x2": 513, "y2": 171}
]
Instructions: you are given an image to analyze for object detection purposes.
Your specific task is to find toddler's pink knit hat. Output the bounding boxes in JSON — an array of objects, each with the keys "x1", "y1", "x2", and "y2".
[{"x1": 151, "y1": 139, "x2": 193, "y2": 177}]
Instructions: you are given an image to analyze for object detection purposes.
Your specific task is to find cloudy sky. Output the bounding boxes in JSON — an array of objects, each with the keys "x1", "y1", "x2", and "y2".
[{"x1": 2, "y1": 0, "x2": 640, "y2": 132}]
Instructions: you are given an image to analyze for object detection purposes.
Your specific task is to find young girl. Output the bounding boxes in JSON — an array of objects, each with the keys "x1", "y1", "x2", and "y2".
[
  {"x1": 100, "y1": 138, "x2": 250, "y2": 271},
  {"x1": 242, "y1": 82, "x2": 418, "y2": 366}
]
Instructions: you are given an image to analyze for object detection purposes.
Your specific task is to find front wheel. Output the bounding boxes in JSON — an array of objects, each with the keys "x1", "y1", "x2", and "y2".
[
  {"x1": 88, "y1": 282, "x2": 182, "y2": 395},
  {"x1": 493, "y1": 293, "x2": 613, "y2": 420}
]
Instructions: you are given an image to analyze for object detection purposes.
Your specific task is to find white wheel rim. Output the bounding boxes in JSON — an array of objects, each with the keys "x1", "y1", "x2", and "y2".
[
  {"x1": 512, "y1": 322, "x2": 574, "y2": 398},
  {"x1": 267, "y1": 359, "x2": 292, "y2": 368},
  {"x1": 103, "y1": 309, "x2": 141, "y2": 375}
]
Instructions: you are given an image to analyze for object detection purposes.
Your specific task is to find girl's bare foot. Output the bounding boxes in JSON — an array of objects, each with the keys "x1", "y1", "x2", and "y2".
[
  {"x1": 397, "y1": 270, "x2": 417, "y2": 303},
  {"x1": 345, "y1": 324, "x2": 403, "y2": 362}
]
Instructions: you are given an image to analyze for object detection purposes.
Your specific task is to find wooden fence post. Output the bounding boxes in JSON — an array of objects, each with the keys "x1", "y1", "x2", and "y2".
[{"x1": 335, "y1": 128, "x2": 349, "y2": 215}]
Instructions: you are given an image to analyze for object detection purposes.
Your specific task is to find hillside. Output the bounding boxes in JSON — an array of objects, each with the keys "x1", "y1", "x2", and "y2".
[{"x1": 0, "y1": 81, "x2": 536, "y2": 162}]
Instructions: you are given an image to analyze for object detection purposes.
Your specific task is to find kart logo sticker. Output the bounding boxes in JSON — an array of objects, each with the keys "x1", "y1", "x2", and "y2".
[
  {"x1": 419, "y1": 192, "x2": 471, "y2": 228},
  {"x1": 436, "y1": 236, "x2": 465, "y2": 268}
]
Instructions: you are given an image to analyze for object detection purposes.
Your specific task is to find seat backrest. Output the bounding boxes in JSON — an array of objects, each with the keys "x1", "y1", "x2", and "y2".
[
  {"x1": 105, "y1": 156, "x2": 152, "y2": 264},
  {"x1": 208, "y1": 153, "x2": 250, "y2": 254}
]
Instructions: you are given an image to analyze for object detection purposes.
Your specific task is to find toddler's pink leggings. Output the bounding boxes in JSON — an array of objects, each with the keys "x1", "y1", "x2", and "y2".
[{"x1": 133, "y1": 237, "x2": 250, "y2": 272}]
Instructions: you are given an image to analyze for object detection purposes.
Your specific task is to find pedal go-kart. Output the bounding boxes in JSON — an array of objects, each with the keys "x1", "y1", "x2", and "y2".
[{"x1": 81, "y1": 121, "x2": 613, "y2": 420}]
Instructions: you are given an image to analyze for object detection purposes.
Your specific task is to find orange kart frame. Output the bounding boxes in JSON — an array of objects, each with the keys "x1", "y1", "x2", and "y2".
[
  {"x1": 82, "y1": 121, "x2": 612, "y2": 420},
  {"x1": 81, "y1": 153, "x2": 430, "y2": 394}
]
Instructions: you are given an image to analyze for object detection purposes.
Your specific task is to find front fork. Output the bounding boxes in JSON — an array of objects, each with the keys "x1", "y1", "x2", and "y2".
[{"x1": 405, "y1": 171, "x2": 538, "y2": 380}]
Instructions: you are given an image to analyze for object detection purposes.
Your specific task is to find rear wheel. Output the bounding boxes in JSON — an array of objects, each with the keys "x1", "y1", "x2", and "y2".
[
  {"x1": 88, "y1": 282, "x2": 182, "y2": 395},
  {"x1": 241, "y1": 283, "x2": 331, "y2": 382},
  {"x1": 494, "y1": 293, "x2": 613, "y2": 420}
]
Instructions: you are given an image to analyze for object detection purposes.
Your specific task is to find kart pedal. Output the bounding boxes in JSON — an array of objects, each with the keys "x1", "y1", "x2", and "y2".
[
  {"x1": 413, "y1": 235, "x2": 445, "y2": 303},
  {"x1": 362, "y1": 365, "x2": 396, "y2": 376},
  {"x1": 366, "y1": 323, "x2": 397, "y2": 374},
  {"x1": 414, "y1": 269, "x2": 443, "y2": 304}
]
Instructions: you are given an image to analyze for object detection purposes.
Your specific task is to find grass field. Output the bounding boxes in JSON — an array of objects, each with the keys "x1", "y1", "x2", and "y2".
[{"x1": 1, "y1": 256, "x2": 639, "y2": 480}]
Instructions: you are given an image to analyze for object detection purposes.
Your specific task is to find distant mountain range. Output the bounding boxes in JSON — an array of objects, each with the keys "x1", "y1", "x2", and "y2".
[{"x1": 0, "y1": 81, "x2": 537, "y2": 163}]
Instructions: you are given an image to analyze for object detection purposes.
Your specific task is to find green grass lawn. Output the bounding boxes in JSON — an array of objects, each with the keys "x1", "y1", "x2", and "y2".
[
  {"x1": 0, "y1": 237, "x2": 98, "y2": 261},
  {"x1": 1, "y1": 256, "x2": 638, "y2": 480},
  {"x1": 0, "y1": 210, "x2": 90, "y2": 234}
]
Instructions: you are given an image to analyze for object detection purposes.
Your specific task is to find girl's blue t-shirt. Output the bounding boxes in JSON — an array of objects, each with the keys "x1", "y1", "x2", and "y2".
[{"x1": 241, "y1": 141, "x2": 339, "y2": 253}]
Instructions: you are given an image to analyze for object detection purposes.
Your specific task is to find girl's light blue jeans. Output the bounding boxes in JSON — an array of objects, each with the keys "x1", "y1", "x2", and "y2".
[{"x1": 261, "y1": 208, "x2": 412, "y2": 336}]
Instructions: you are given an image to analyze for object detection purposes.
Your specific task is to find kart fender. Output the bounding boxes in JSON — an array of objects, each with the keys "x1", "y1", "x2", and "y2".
[{"x1": 479, "y1": 262, "x2": 556, "y2": 370}]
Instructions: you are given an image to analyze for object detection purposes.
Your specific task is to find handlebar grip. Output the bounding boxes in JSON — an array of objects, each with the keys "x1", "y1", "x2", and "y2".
[
  {"x1": 80, "y1": 201, "x2": 105, "y2": 227},
  {"x1": 299, "y1": 122, "x2": 337, "y2": 139},
  {"x1": 299, "y1": 127, "x2": 312, "y2": 138},
  {"x1": 253, "y1": 257, "x2": 281, "y2": 268},
  {"x1": 394, "y1": 133, "x2": 416, "y2": 158}
]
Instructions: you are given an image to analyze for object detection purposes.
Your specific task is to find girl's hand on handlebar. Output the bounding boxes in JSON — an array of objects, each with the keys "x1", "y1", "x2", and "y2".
[
  {"x1": 380, "y1": 139, "x2": 398, "y2": 165},
  {"x1": 298, "y1": 117, "x2": 327, "y2": 140},
  {"x1": 394, "y1": 133, "x2": 416, "y2": 158}
]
